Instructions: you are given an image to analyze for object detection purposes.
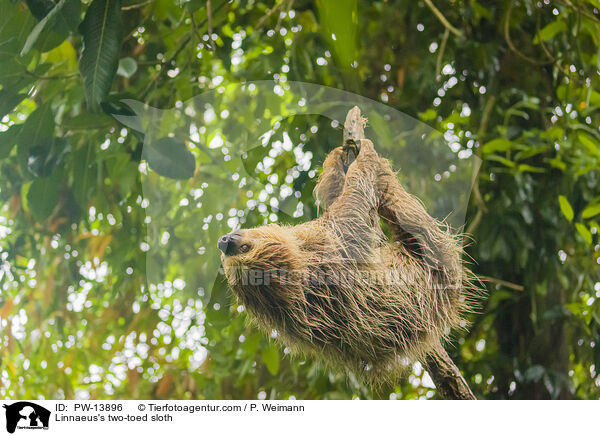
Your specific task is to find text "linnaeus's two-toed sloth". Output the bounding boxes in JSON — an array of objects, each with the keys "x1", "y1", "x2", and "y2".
[{"x1": 218, "y1": 139, "x2": 478, "y2": 383}]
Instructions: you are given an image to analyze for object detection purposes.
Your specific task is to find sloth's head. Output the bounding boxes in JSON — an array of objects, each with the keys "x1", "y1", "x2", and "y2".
[
  {"x1": 218, "y1": 224, "x2": 304, "y2": 277},
  {"x1": 218, "y1": 225, "x2": 306, "y2": 322},
  {"x1": 217, "y1": 224, "x2": 304, "y2": 285}
]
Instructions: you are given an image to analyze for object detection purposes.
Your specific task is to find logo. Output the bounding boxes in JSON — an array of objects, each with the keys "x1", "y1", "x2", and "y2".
[{"x1": 2, "y1": 402, "x2": 50, "y2": 434}]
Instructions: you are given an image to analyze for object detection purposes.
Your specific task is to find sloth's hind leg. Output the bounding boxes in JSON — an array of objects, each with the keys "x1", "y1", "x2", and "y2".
[{"x1": 375, "y1": 158, "x2": 461, "y2": 275}]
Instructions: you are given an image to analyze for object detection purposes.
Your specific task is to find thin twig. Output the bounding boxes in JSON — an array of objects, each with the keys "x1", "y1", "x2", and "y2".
[
  {"x1": 121, "y1": 0, "x2": 155, "y2": 10},
  {"x1": 26, "y1": 71, "x2": 79, "y2": 80},
  {"x1": 275, "y1": 0, "x2": 293, "y2": 31},
  {"x1": 207, "y1": 0, "x2": 216, "y2": 51},
  {"x1": 256, "y1": 0, "x2": 285, "y2": 30},
  {"x1": 465, "y1": 93, "x2": 496, "y2": 235},
  {"x1": 504, "y1": 2, "x2": 554, "y2": 66},
  {"x1": 140, "y1": 34, "x2": 192, "y2": 97},
  {"x1": 559, "y1": 0, "x2": 600, "y2": 22},
  {"x1": 535, "y1": 10, "x2": 556, "y2": 63},
  {"x1": 479, "y1": 275, "x2": 524, "y2": 291},
  {"x1": 465, "y1": 209, "x2": 482, "y2": 236},
  {"x1": 565, "y1": 123, "x2": 600, "y2": 140},
  {"x1": 190, "y1": 7, "x2": 202, "y2": 44},
  {"x1": 140, "y1": 0, "x2": 227, "y2": 99},
  {"x1": 477, "y1": 95, "x2": 496, "y2": 141},
  {"x1": 573, "y1": 0, "x2": 587, "y2": 77},
  {"x1": 423, "y1": 0, "x2": 465, "y2": 40},
  {"x1": 435, "y1": 28, "x2": 449, "y2": 81}
]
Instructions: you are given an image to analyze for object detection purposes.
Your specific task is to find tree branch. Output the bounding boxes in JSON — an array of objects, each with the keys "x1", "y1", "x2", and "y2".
[
  {"x1": 480, "y1": 274, "x2": 524, "y2": 291},
  {"x1": 423, "y1": 0, "x2": 465, "y2": 40},
  {"x1": 424, "y1": 348, "x2": 476, "y2": 400},
  {"x1": 436, "y1": 28, "x2": 449, "y2": 81},
  {"x1": 342, "y1": 105, "x2": 366, "y2": 166},
  {"x1": 121, "y1": 0, "x2": 155, "y2": 10}
]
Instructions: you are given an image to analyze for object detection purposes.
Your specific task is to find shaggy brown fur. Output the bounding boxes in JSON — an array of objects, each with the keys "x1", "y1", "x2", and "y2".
[{"x1": 220, "y1": 140, "x2": 479, "y2": 383}]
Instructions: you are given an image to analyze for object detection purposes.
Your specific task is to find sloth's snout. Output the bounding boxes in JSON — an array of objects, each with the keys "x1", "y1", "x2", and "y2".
[{"x1": 218, "y1": 233, "x2": 241, "y2": 256}]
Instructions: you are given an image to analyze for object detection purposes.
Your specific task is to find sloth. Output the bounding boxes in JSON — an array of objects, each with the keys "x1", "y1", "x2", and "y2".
[{"x1": 218, "y1": 139, "x2": 478, "y2": 382}]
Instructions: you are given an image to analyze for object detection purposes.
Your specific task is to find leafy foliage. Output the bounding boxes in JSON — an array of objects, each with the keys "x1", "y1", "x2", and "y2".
[
  {"x1": 0, "y1": 0, "x2": 599, "y2": 400},
  {"x1": 79, "y1": 0, "x2": 123, "y2": 109}
]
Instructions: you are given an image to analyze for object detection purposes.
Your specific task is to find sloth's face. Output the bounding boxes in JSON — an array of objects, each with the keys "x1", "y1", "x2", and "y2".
[
  {"x1": 217, "y1": 231, "x2": 251, "y2": 257},
  {"x1": 219, "y1": 225, "x2": 307, "y2": 324},
  {"x1": 218, "y1": 225, "x2": 301, "y2": 273},
  {"x1": 218, "y1": 225, "x2": 305, "y2": 313}
]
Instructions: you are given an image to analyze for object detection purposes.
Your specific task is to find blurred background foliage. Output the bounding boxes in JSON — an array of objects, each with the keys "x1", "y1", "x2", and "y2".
[{"x1": 0, "y1": 0, "x2": 599, "y2": 400}]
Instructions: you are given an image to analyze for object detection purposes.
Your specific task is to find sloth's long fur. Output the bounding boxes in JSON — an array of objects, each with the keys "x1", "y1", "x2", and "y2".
[{"x1": 221, "y1": 140, "x2": 480, "y2": 383}]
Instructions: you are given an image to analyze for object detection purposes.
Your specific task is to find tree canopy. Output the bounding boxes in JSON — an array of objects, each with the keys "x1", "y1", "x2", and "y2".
[{"x1": 1, "y1": 0, "x2": 599, "y2": 399}]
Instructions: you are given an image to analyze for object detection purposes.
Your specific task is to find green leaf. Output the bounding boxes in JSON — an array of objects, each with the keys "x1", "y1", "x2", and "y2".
[
  {"x1": 0, "y1": 90, "x2": 27, "y2": 118},
  {"x1": 26, "y1": 0, "x2": 58, "y2": 20},
  {"x1": 482, "y1": 139, "x2": 511, "y2": 154},
  {"x1": 117, "y1": 57, "x2": 137, "y2": 78},
  {"x1": 533, "y1": 19, "x2": 567, "y2": 44},
  {"x1": 518, "y1": 164, "x2": 545, "y2": 173},
  {"x1": 242, "y1": 145, "x2": 268, "y2": 175},
  {"x1": 419, "y1": 109, "x2": 437, "y2": 121},
  {"x1": 27, "y1": 137, "x2": 69, "y2": 177},
  {"x1": 577, "y1": 132, "x2": 600, "y2": 159},
  {"x1": 1, "y1": 1, "x2": 35, "y2": 56},
  {"x1": 215, "y1": 36, "x2": 233, "y2": 71},
  {"x1": 485, "y1": 154, "x2": 515, "y2": 168},
  {"x1": 540, "y1": 126, "x2": 563, "y2": 140},
  {"x1": 23, "y1": 0, "x2": 81, "y2": 54},
  {"x1": 547, "y1": 157, "x2": 567, "y2": 170},
  {"x1": 582, "y1": 203, "x2": 600, "y2": 219},
  {"x1": 143, "y1": 137, "x2": 196, "y2": 179},
  {"x1": 261, "y1": 344, "x2": 280, "y2": 375},
  {"x1": 27, "y1": 174, "x2": 61, "y2": 221},
  {"x1": 62, "y1": 112, "x2": 114, "y2": 130},
  {"x1": 17, "y1": 104, "x2": 55, "y2": 173},
  {"x1": 17, "y1": 104, "x2": 55, "y2": 147},
  {"x1": 316, "y1": 0, "x2": 358, "y2": 69},
  {"x1": 72, "y1": 142, "x2": 97, "y2": 207},
  {"x1": 369, "y1": 112, "x2": 393, "y2": 150},
  {"x1": 471, "y1": 1, "x2": 491, "y2": 22},
  {"x1": 565, "y1": 302, "x2": 583, "y2": 316},
  {"x1": 0, "y1": 125, "x2": 23, "y2": 159},
  {"x1": 590, "y1": 90, "x2": 600, "y2": 107},
  {"x1": 57, "y1": 0, "x2": 81, "y2": 31},
  {"x1": 558, "y1": 195, "x2": 574, "y2": 222},
  {"x1": 575, "y1": 223, "x2": 592, "y2": 245},
  {"x1": 78, "y1": 0, "x2": 123, "y2": 110},
  {"x1": 21, "y1": 0, "x2": 68, "y2": 56}
]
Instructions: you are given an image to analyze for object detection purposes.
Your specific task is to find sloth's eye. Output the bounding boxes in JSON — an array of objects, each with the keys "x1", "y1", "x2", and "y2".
[{"x1": 239, "y1": 244, "x2": 250, "y2": 253}]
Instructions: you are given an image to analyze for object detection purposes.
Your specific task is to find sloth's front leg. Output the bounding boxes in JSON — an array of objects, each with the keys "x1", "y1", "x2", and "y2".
[
  {"x1": 326, "y1": 140, "x2": 384, "y2": 261},
  {"x1": 314, "y1": 146, "x2": 346, "y2": 211},
  {"x1": 329, "y1": 139, "x2": 381, "y2": 217},
  {"x1": 314, "y1": 139, "x2": 374, "y2": 211}
]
